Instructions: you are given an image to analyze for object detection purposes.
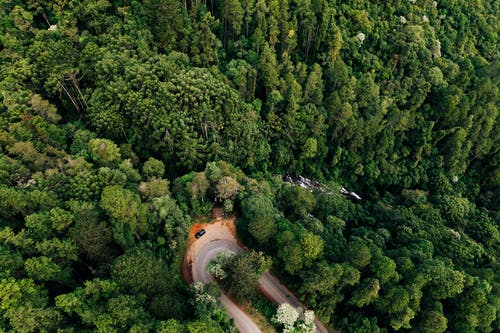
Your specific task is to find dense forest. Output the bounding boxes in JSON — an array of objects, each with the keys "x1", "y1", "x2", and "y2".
[{"x1": 0, "y1": 0, "x2": 498, "y2": 332}]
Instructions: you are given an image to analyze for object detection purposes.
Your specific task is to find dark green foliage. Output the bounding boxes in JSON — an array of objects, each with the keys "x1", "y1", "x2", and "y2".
[
  {"x1": 0, "y1": 0, "x2": 498, "y2": 332},
  {"x1": 189, "y1": 282, "x2": 235, "y2": 332},
  {"x1": 241, "y1": 193, "x2": 278, "y2": 243},
  {"x1": 0, "y1": 99, "x2": 203, "y2": 330},
  {"x1": 211, "y1": 250, "x2": 272, "y2": 302}
]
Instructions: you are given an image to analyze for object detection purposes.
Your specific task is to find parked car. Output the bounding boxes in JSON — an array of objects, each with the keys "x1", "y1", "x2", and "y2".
[{"x1": 195, "y1": 229, "x2": 206, "y2": 239}]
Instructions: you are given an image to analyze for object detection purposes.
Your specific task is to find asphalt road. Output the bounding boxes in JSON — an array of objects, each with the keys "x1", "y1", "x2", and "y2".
[
  {"x1": 190, "y1": 225, "x2": 328, "y2": 333},
  {"x1": 191, "y1": 238, "x2": 261, "y2": 333},
  {"x1": 259, "y1": 273, "x2": 328, "y2": 333}
]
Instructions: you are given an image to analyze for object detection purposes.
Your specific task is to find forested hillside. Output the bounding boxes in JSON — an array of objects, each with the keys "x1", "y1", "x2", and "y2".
[{"x1": 0, "y1": 0, "x2": 498, "y2": 332}]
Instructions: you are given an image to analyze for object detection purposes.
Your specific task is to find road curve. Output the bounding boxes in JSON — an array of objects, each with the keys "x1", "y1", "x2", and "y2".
[
  {"x1": 191, "y1": 237, "x2": 261, "y2": 333},
  {"x1": 189, "y1": 222, "x2": 327, "y2": 333}
]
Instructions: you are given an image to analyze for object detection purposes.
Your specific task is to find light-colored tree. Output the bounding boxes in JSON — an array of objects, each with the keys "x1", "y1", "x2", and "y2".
[
  {"x1": 190, "y1": 172, "x2": 209, "y2": 201},
  {"x1": 88, "y1": 138, "x2": 120, "y2": 164},
  {"x1": 223, "y1": 199, "x2": 234, "y2": 215},
  {"x1": 297, "y1": 310, "x2": 315, "y2": 333},
  {"x1": 31, "y1": 94, "x2": 60, "y2": 122},
  {"x1": 273, "y1": 303, "x2": 299, "y2": 333},
  {"x1": 138, "y1": 178, "x2": 170, "y2": 199},
  {"x1": 215, "y1": 176, "x2": 242, "y2": 201},
  {"x1": 207, "y1": 252, "x2": 235, "y2": 280},
  {"x1": 189, "y1": 282, "x2": 222, "y2": 319}
]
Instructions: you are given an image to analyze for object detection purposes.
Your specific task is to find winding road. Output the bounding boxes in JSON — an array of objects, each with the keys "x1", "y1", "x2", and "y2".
[
  {"x1": 186, "y1": 220, "x2": 328, "y2": 333},
  {"x1": 191, "y1": 238, "x2": 260, "y2": 332}
]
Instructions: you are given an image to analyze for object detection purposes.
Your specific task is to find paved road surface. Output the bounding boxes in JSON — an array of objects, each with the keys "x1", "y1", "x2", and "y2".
[
  {"x1": 259, "y1": 272, "x2": 328, "y2": 333},
  {"x1": 190, "y1": 223, "x2": 328, "y2": 333},
  {"x1": 191, "y1": 239, "x2": 261, "y2": 333}
]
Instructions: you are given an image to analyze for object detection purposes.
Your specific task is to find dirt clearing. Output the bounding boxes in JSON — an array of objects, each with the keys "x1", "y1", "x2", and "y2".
[{"x1": 183, "y1": 216, "x2": 238, "y2": 283}]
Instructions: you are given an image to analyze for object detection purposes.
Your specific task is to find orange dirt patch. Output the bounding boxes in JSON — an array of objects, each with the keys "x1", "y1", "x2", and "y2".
[
  {"x1": 187, "y1": 216, "x2": 237, "y2": 245},
  {"x1": 188, "y1": 222, "x2": 211, "y2": 245},
  {"x1": 221, "y1": 216, "x2": 237, "y2": 237},
  {"x1": 183, "y1": 257, "x2": 194, "y2": 283},
  {"x1": 183, "y1": 216, "x2": 238, "y2": 283}
]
